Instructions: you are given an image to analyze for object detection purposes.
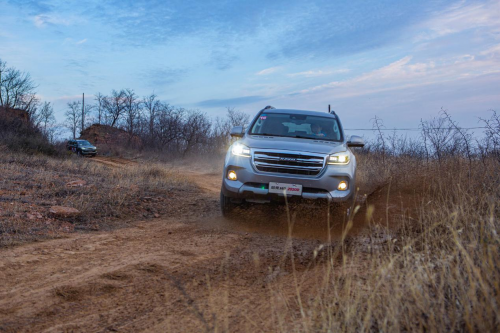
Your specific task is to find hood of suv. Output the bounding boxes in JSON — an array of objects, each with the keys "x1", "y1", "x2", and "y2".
[{"x1": 241, "y1": 135, "x2": 346, "y2": 155}]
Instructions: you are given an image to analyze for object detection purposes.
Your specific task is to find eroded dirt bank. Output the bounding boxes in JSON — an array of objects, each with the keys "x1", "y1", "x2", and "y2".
[{"x1": 0, "y1": 159, "x2": 391, "y2": 332}]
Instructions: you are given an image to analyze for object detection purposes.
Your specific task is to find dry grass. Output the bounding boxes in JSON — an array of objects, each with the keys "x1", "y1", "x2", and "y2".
[
  {"x1": 259, "y1": 155, "x2": 500, "y2": 332},
  {"x1": 194, "y1": 154, "x2": 499, "y2": 332},
  {"x1": 0, "y1": 151, "x2": 196, "y2": 246},
  {"x1": 1, "y1": 145, "x2": 498, "y2": 331}
]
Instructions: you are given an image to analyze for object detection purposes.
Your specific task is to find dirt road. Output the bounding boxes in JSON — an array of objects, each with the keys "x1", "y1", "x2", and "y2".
[{"x1": 0, "y1": 161, "x2": 386, "y2": 332}]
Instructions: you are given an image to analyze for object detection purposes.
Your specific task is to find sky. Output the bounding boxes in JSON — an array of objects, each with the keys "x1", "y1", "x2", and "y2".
[{"x1": 0, "y1": 0, "x2": 499, "y2": 134}]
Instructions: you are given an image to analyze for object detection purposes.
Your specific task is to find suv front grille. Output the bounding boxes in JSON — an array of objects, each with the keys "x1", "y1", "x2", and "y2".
[{"x1": 253, "y1": 151, "x2": 325, "y2": 176}]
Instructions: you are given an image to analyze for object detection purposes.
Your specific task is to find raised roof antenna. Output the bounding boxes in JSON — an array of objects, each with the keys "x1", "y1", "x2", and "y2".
[{"x1": 328, "y1": 104, "x2": 337, "y2": 115}]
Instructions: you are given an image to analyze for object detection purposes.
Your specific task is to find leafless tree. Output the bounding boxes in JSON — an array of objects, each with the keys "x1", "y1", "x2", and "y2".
[
  {"x1": 371, "y1": 116, "x2": 387, "y2": 162},
  {"x1": 226, "y1": 107, "x2": 250, "y2": 128},
  {"x1": 442, "y1": 109, "x2": 473, "y2": 178},
  {"x1": 420, "y1": 115, "x2": 456, "y2": 164},
  {"x1": 479, "y1": 110, "x2": 500, "y2": 161},
  {"x1": 156, "y1": 104, "x2": 184, "y2": 150},
  {"x1": 181, "y1": 110, "x2": 212, "y2": 156},
  {"x1": 94, "y1": 92, "x2": 105, "y2": 125},
  {"x1": 0, "y1": 59, "x2": 38, "y2": 112},
  {"x1": 123, "y1": 88, "x2": 142, "y2": 142},
  {"x1": 143, "y1": 93, "x2": 161, "y2": 143},
  {"x1": 102, "y1": 89, "x2": 126, "y2": 127},
  {"x1": 211, "y1": 107, "x2": 250, "y2": 153},
  {"x1": 38, "y1": 101, "x2": 55, "y2": 136},
  {"x1": 65, "y1": 101, "x2": 82, "y2": 139}
]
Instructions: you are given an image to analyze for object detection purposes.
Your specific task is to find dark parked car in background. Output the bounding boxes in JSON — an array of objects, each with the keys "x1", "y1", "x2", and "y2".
[{"x1": 66, "y1": 140, "x2": 97, "y2": 157}]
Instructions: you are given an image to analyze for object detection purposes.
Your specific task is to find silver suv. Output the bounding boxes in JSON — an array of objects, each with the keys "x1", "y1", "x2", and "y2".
[{"x1": 220, "y1": 107, "x2": 364, "y2": 216}]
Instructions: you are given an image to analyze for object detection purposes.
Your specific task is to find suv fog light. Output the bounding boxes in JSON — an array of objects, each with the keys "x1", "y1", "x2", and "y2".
[
  {"x1": 227, "y1": 170, "x2": 237, "y2": 181},
  {"x1": 338, "y1": 181, "x2": 348, "y2": 191}
]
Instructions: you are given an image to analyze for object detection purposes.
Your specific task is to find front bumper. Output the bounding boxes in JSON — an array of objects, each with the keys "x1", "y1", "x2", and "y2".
[
  {"x1": 221, "y1": 153, "x2": 355, "y2": 203},
  {"x1": 80, "y1": 150, "x2": 97, "y2": 156}
]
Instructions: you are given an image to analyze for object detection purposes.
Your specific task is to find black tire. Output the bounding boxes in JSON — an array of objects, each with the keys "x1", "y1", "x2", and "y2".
[
  {"x1": 77, "y1": 150, "x2": 83, "y2": 157},
  {"x1": 330, "y1": 194, "x2": 355, "y2": 221},
  {"x1": 220, "y1": 191, "x2": 237, "y2": 217}
]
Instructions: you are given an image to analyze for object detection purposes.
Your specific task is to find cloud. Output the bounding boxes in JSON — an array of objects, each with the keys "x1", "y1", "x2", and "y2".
[
  {"x1": 33, "y1": 14, "x2": 73, "y2": 28},
  {"x1": 209, "y1": 50, "x2": 238, "y2": 71},
  {"x1": 297, "y1": 48, "x2": 500, "y2": 98},
  {"x1": 52, "y1": 94, "x2": 84, "y2": 102},
  {"x1": 480, "y1": 44, "x2": 500, "y2": 57},
  {"x1": 288, "y1": 69, "x2": 349, "y2": 78},
  {"x1": 414, "y1": 0, "x2": 500, "y2": 42},
  {"x1": 76, "y1": 38, "x2": 87, "y2": 45},
  {"x1": 256, "y1": 67, "x2": 282, "y2": 75},
  {"x1": 141, "y1": 67, "x2": 187, "y2": 88},
  {"x1": 196, "y1": 95, "x2": 269, "y2": 108},
  {"x1": 270, "y1": 1, "x2": 451, "y2": 60}
]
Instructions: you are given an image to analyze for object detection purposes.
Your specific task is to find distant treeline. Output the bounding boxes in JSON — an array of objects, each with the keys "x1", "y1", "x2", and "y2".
[
  {"x1": 364, "y1": 110, "x2": 500, "y2": 165},
  {"x1": 66, "y1": 89, "x2": 250, "y2": 156}
]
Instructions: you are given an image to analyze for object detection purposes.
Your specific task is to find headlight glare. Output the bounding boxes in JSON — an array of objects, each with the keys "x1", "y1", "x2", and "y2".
[
  {"x1": 231, "y1": 143, "x2": 251, "y2": 157},
  {"x1": 338, "y1": 181, "x2": 348, "y2": 191},
  {"x1": 328, "y1": 152, "x2": 350, "y2": 165},
  {"x1": 227, "y1": 170, "x2": 237, "y2": 181}
]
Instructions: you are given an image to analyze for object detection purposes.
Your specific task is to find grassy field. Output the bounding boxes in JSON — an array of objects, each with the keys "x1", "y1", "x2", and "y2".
[
  {"x1": 259, "y1": 153, "x2": 500, "y2": 332},
  {"x1": 0, "y1": 151, "x2": 196, "y2": 246}
]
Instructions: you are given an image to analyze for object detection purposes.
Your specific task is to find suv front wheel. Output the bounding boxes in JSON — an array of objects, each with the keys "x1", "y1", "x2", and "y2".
[{"x1": 220, "y1": 191, "x2": 238, "y2": 217}]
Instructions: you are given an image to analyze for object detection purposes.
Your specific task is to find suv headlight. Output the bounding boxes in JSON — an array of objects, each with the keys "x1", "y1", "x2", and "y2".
[
  {"x1": 328, "y1": 152, "x2": 350, "y2": 165},
  {"x1": 231, "y1": 143, "x2": 251, "y2": 157}
]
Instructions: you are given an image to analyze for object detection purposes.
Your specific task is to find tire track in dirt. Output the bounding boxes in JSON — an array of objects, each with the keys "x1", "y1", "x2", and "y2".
[
  {"x1": 92, "y1": 156, "x2": 138, "y2": 168},
  {"x1": 0, "y1": 158, "x2": 389, "y2": 332}
]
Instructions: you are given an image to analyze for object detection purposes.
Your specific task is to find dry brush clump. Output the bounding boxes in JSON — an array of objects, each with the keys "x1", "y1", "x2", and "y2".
[
  {"x1": 0, "y1": 151, "x2": 195, "y2": 246},
  {"x1": 284, "y1": 160, "x2": 498, "y2": 332}
]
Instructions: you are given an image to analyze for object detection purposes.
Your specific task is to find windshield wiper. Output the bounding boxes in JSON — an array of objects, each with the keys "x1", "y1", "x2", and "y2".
[
  {"x1": 292, "y1": 135, "x2": 315, "y2": 140},
  {"x1": 251, "y1": 133, "x2": 285, "y2": 137},
  {"x1": 292, "y1": 135, "x2": 336, "y2": 142}
]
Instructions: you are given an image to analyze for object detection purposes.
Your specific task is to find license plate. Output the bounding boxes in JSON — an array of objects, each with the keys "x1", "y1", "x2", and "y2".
[{"x1": 269, "y1": 182, "x2": 303, "y2": 196}]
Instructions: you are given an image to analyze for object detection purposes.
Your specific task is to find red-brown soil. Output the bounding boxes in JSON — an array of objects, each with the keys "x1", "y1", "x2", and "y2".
[{"x1": 0, "y1": 157, "x2": 394, "y2": 332}]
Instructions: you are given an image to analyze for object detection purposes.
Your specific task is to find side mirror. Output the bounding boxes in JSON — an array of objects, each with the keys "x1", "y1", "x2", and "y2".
[
  {"x1": 230, "y1": 126, "x2": 244, "y2": 137},
  {"x1": 347, "y1": 135, "x2": 364, "y2": 148}
]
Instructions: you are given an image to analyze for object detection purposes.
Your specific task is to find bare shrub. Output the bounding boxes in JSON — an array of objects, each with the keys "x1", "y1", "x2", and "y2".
[{"x1": 0, "y1": 151, "x2": 195, "y2": 246}]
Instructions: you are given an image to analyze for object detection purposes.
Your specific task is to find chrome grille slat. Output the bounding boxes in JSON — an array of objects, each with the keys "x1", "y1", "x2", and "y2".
[
  {"x1": 254, "y1": 163, "x2": 322, "y2": 171},
  {"x1": 253, "y1": 151, "x2": 325, "y2": 176}
]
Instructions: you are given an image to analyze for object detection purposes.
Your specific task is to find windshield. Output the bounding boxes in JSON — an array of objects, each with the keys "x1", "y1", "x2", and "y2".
[
  {"x1": 250, "y1": 113, "x2": 343, "y2": 142},
  {"x1": 77, "y1": 140, "x2": 92, "y2": 146}
]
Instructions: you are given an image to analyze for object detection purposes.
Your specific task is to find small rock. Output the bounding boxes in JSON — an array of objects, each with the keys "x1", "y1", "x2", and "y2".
[
  {"x1": 49, "y1": 206, "x2": 80, "y2": 217},
  {"x1": 66, "y1": 180, "x2": 86, "y2": 187},
  {"x1": 154, "y1": 213, "x2": 160, "y2": 218}
]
